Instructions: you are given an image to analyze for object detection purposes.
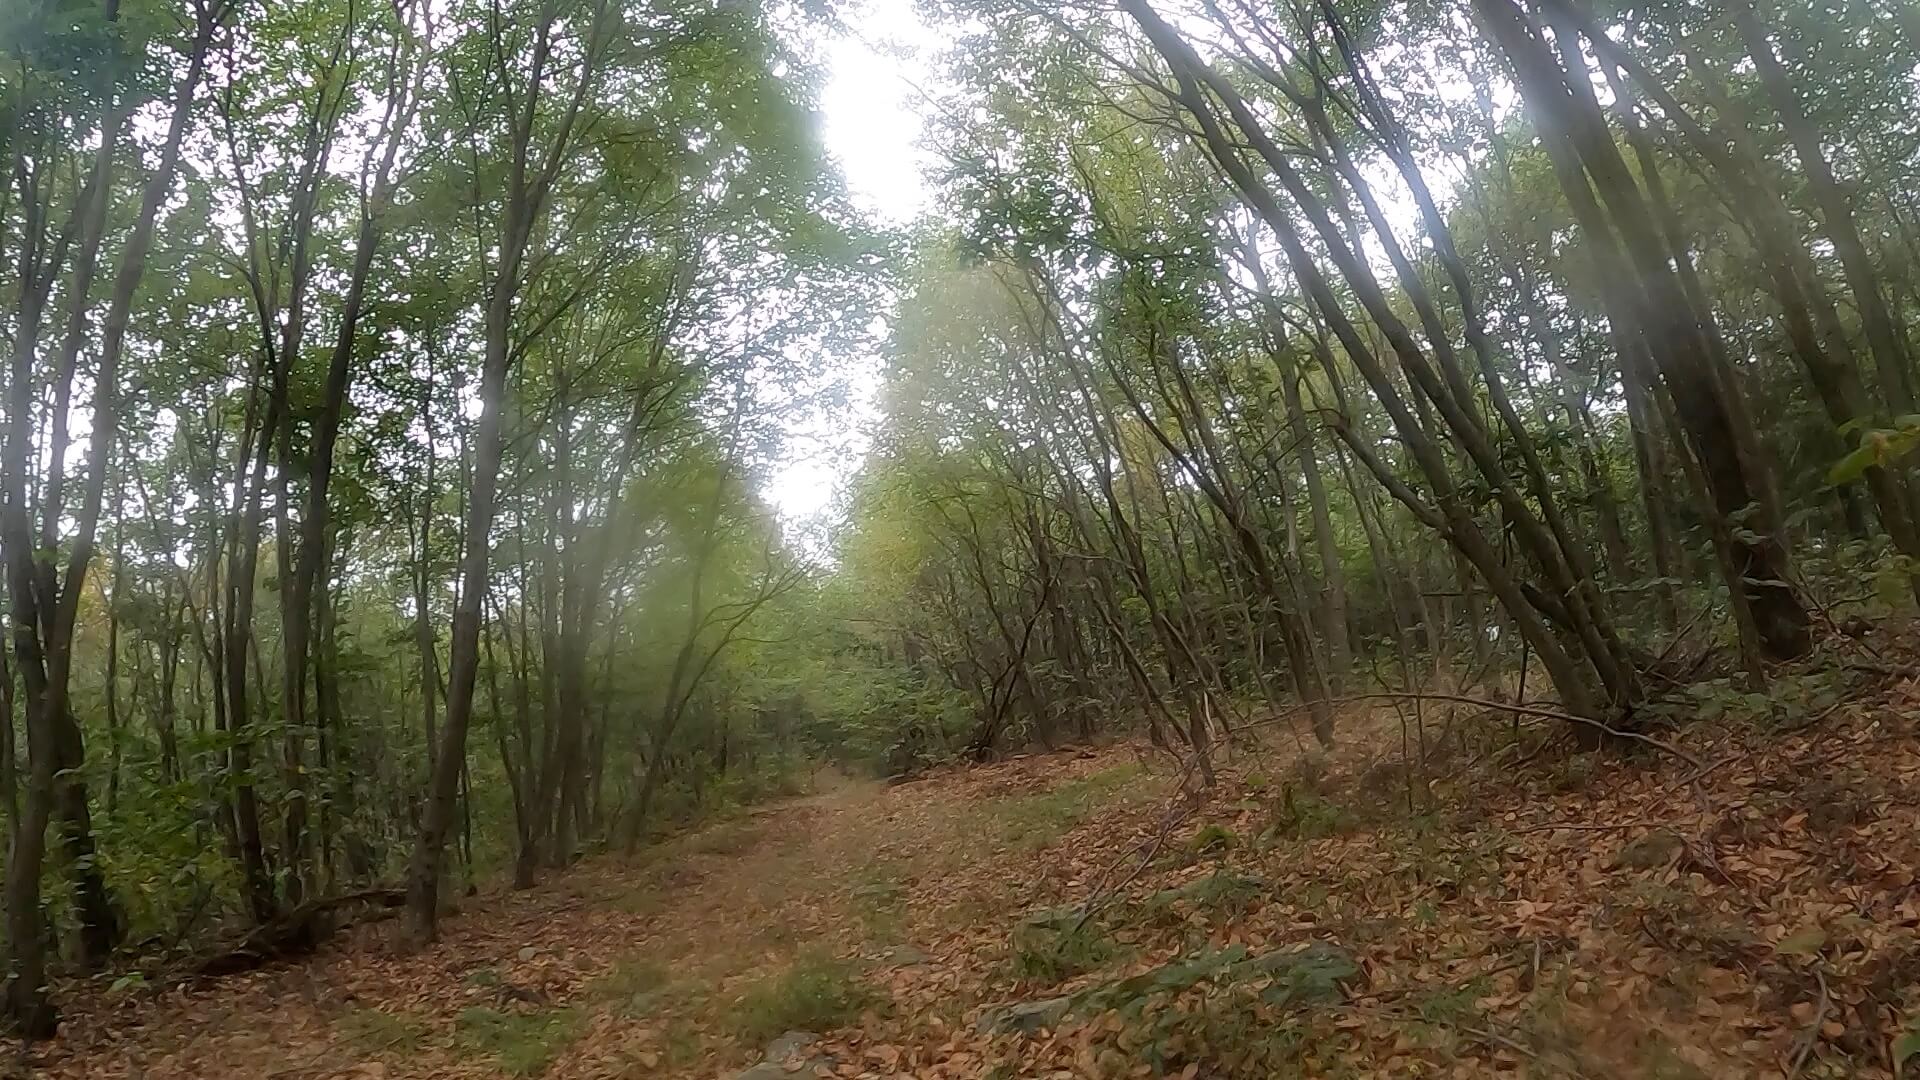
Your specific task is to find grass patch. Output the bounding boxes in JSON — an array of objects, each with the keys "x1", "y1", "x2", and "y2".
[
  {"x1": 1009, "y1": 909, "x2": 1118, "y2": 984},
  {"x1": 652, "y1": 1017, "x2": 705, "y2": 1071},
  {"x1": 589, "y1": 955, "x2": 677, "y2": 1017},
  {"x1": 1261, "y1": 788, "x2": 1354, "y2": 842},
  {"x1": 1411, "y1": 981, "x2": 1483, "y2": 1026},
  {"x1": 1140, "y1": 868, "x2": 1265, "y2": 929},
  {"x1": 1381, "y1": 822, "x2": 1503, "y2": 901},
  {"x1": 336, "y1": 1006, "x2": 432, "y2": 1056},
  {"x1": 992, "y1": 764, "x2": 1144, "y2": 848},
  {"x1": 1186, "y1": 822, "x2": 1240, "y2": 856},
  {"x1": 453, "y1": 1007, "x2": 582, "y2": 1076},
  {"x1": 732, "y1": 950, "x2": 877, "y2": 1041},
  {"x1": 603, "y1": 886, "x2": 666, "y2": 918},
  {"x1": 680, "y1": 818, "x2": 760, "y2": 857},
  {"x1": 850, "y1": 869, "x2": 908, "y2": 943}
]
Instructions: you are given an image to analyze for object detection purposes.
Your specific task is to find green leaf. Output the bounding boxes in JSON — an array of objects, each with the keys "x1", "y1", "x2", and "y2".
[
  {"x1": 1774, "y1": 926, "x2": 1826, "y2": 957},
  {"x1": 1828, "y1": 443, "x2": 1879, "y2": 485},
  {"x1": 1894, "y1": 1021, "x2": 1920, "y2": 1064}
]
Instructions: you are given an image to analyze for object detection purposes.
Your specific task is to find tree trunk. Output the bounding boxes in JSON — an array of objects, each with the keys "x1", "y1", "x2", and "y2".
[{"x1": 1473, "y1": 0, "x2": 1809, "y2": 660}]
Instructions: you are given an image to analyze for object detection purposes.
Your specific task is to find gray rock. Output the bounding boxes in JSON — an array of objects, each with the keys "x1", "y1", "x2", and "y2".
[
  {"x1": 733, "y1": 1031, "x2": 838, "y2": 1078},
  {"x1": 1612, "y1": 828, "x2": 1686, "y2": 870},
  {"x1": 738, "y1": 1058, "x2": 831, "y2": 1080},
  {"x1": 881, "y1": 944, "x2": 931, "y2": 968},
  {"x1": 850, "y1": 881, "x2": 902, "y2": 904},
  {"x1": 763, "y1": 1030, "x2": 819, "y2": 1063},
  {"x1": 1067, "y1": 942, "x2": 1357, "y2": 1016},
  {"x1": 1229, "y1": 942, "x2": 1358, "y2": 1007},
  {"x1": 516, "y1": 946, "x2": 538, "y2": 962},
  {"x1": 975, "y1": 995, "x2": 1071, "y2": 1035}
]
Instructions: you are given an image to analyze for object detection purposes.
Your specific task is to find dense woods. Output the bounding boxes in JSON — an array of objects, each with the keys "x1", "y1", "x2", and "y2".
[
  {"x1": 0, "y1": 0, "x2": 874, "y2": 1036},
  {"x1": 3, "y1": 0, "x2": 1920, "y2": 1056},
  {"x1": 847, "y1": 0, "x2": 1917, "y2": 771}
]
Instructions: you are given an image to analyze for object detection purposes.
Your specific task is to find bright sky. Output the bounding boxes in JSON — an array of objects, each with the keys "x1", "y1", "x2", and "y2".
[
  {"x1": 763, "y1": 1, "x2": 938, "y2": 530},
  {"x1": 757, "y1": 2, "x2": 1468, "y2": 538},
  {"x1": 820, "y1": 2, "x2": 940, "y2": 224}
]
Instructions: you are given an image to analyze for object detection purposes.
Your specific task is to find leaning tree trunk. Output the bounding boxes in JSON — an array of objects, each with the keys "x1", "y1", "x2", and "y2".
[{"x1": 1473, "y1": 0, "x2": 1809, "y2": 660}]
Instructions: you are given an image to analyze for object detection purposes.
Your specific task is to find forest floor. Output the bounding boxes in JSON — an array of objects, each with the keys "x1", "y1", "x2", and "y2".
[{"x1": 18, "y1": 664, "x2": 1920, "y2": 1079}]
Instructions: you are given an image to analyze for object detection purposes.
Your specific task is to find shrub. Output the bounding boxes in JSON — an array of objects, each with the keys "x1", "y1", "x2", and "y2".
[{"x1": 1263, "y1": 788, "x2": 1353, "y2": 841}]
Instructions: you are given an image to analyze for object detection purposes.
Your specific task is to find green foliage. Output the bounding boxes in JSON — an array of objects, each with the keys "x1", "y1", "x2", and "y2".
[
  {"x1": 0, "y1": 0, "x2": 881, "y2": 981},
  {"x1": 1669, "y1": 668, "x2": 1853, "y2": 731},
  {"x1": 1008, "y1": 909, "x2": 1118, "y2": 983},
  {"x1": 589, "y1": 956, "x2": 678, "y2": 1017},
  {"x1": 1829, "y1": 416, "x2": 1920, "y2": 484},
  {"x1": 8, "y1": 0, "x2": 1920, "y2": 1040},
  {"x1": 1894, "y1": 1016, "x2": 1920, "y2": 1070},
  {"x1": 1262, "y1": 788, "x2": 1355, "y2": 842},
  {"x1": 1071, "y1": 945, "x2": 1250, "y2": 1016},
  {"x1": 452, "y1": 1008, "x2": 584, "y2": 1077},
  {"x1": 991, "y1": 765, "x2": 1143, "y2": 848},
  {"x1": 1053, "y1": 944, "x2": 1357, "y2": 1075},
  {"x1": 338, "y1": 1007, "x2": 434, "y2": 1056},
  {"x1": 1141, "y1": 869, "x2": 1266, "y2": 925},
  {"x1": 1412, "y1": 982, "x2": 1484, "y2": 1027},
  {"x1": 1186, "y1": 823, "x2": 1240, "y2": 856},
  {"x1": 731, "y1": 951, "x2": 878, "y2": 1040}
]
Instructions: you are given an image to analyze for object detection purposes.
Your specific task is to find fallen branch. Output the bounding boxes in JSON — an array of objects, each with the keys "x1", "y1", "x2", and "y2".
[
  {"x1": 1244, "y1": 692, "x2": 1703, "y2": 768},
  {"x1": 1508, "y1": 820, "x2": 1667, "y2": 835},
  {"x1": 1662, "y1": 751, "x2": 1745, "y2": 794},
  {"x1": 1843, "y1": 658, "x2": 1920, "y2": 681},
  {"x1": 1326, "y1": 1003, "x2": 1601, "y2": 1080},
  {"x1": 193, "y1": 887, "x2": 405, "y2": 978},
  {"x1": 1071, "y1": 750, "x2": 1206, "y2": 933},
  {"x1": 1786, "y1": 967, "x2": 1830, "y2": 1080}
]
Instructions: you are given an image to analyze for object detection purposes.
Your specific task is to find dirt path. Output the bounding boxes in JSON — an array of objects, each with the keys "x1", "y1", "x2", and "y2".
[
  {"x1": 24, "y1": 750, "x2": 1168, "y2": 1080},
  {"x1": 21, "y1": 683, "x2": 1920, "y2": 1079}
]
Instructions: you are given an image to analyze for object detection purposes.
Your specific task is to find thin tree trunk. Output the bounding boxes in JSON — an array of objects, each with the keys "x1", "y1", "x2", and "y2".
[{"x1": 1474, "y1": 0, "x2": 1809, "y2": 660}]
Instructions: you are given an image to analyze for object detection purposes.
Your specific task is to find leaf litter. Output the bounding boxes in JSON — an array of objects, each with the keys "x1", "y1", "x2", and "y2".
[{"x1": 15, "y1": 672, "x2": 1920, "y2": 1079}]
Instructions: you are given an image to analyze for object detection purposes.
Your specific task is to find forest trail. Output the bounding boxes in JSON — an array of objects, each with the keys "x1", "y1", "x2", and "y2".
[
  {"x1": 25, "y1": 750, "x2": 1172, "y2": 1080},
  {"x1": 23, "y1": 680, "x2": 1920, "y2": 1079}
]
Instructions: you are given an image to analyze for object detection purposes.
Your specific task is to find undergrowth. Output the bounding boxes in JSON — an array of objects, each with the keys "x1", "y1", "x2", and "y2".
[
  {"x1": 992, "y1": 764, "x2": 1144, "y2": 848},
  {"x1": 453, "y1": 1006, "x2": 583, "y2": 1076},
  {"x1": 590, "y1": 955, "x2": 679, "y2": 1016},
  {"x1": 336, "y1": 1006, "x2": 432, "y2": 1056},
  {"x1": 1261, "y1": 786, "x2": 1355, "y2": 841},
  {"x1": 1009, "y1": 908, "x2": 1119, "y2": 983},
  {"x1": 732, "y1": 950, "x2": 877, "y2": 1040}
]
